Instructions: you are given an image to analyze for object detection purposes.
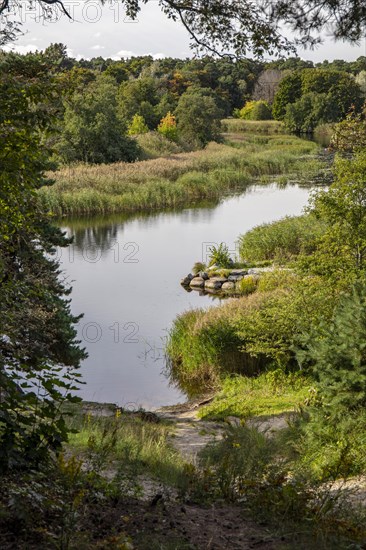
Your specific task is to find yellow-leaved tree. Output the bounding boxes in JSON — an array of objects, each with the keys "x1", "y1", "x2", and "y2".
[{"x1": 157, "y1": 111, "x2": 178, "y2": 142}]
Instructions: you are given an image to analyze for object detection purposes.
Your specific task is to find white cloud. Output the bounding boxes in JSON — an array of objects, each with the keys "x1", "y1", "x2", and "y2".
[
  {"x1": 112, "y1": 49, "x2": 136, "y2": 60},
  {"x1": 151, "y1": 52, "x2": 166, "y2": 60},
  {"x1": 90, "y1": 44, "x2": 105, "y2": 50},
  {"x1": 3, "y1": 44, "x2": 39, "y2": 54}
]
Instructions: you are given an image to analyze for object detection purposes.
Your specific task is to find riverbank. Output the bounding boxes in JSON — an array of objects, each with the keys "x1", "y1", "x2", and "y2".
[
  {"x1": 39, "y1": 126, "x2": 322, "y2": 217},
  {"x1": 164, "y1": 150, "x2": 366, "y2": 546}
]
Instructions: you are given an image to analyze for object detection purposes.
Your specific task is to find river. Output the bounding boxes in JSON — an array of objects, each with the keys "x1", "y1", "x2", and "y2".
[{"x1": 59, "y1": 183, "x2": 312, "y2": 409}]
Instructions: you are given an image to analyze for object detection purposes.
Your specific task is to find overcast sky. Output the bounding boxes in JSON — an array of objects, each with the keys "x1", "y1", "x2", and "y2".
[{"x1": 4, "y1": 1, "x2": 366, "y2": 62}]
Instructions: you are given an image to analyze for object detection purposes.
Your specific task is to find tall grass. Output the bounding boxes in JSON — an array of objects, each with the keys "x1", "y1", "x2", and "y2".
[
  {"x1": 238, "y1": 214, "x2": 327, "y2": 264},
  {"x1": 222, "y1": 119, "x2": 285, "y2": 134},
  {"x1": 166, "y1": 291, "x2": 283, "y2": 396},
  {"x1": 39, "y1": 132, "x2": 320, "y2": 217},
  {"x1": 67, "y1": 410, "x2": 187, "y2": 488}
]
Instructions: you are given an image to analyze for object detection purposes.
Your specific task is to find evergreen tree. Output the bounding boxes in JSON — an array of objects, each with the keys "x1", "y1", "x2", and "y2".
[{"x1": 0, "y1": 52, "x2": 86, "y2": 472}]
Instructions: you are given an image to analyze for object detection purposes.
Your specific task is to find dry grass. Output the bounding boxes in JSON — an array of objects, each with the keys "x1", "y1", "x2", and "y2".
[{"x1": 39, "y1": 131, "x2": 319, "y2": 216}]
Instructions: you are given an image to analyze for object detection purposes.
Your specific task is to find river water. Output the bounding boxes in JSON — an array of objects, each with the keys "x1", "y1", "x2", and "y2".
[{"x1": 59, "y1": 183, "x2": 312, "y2": 408}]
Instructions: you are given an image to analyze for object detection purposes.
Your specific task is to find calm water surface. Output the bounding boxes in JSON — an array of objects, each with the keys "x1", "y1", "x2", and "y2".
[{"x1": 60, "y1": 184, "x2": 312, "y2": 408}]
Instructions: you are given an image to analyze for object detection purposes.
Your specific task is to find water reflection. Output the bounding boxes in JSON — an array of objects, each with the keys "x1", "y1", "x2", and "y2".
[{"x1": 59, "y1": 184, "x2": 312, "y2": 409}]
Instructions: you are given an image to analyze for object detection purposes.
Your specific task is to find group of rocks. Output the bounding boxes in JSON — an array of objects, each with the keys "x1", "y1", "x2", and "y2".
[{"x1": 181, "y1": 266, "x2": 258, "y2": 293}]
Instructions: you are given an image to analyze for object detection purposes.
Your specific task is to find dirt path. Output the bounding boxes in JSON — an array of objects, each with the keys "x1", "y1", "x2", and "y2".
[{"x1": 157, "y1": 402, "x2": 291, "y2": 464}]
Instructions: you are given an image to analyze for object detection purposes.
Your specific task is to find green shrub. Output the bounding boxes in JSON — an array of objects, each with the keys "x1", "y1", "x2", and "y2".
[
  {"x1": 208, "y1": 242, "x2": 233, "y2": 268},
  {"x1": 236, "y1": 275, "x2": 258, "y2": 295},
  {"x1": 250, "y1": 101, "x2": 273, "y2": 121},
  {"x1": 157, "y1": 111, "x2": 178, "y2": 142}
]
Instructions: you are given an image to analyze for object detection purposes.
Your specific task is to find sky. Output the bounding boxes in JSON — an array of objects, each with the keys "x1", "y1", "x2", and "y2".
[{"x1": 3, "y1": 0, "x2": 366, "y2": 62}]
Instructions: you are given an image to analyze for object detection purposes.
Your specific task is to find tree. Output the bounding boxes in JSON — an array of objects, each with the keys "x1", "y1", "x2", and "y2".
[
  {"x1": 355, "y1": 71, "x2": 366, "y2": 96},
  {"x1": 237, "y1": 100, "x2": 272, "y2": 120},
  {"x1": 299, "y1": 284, "x2": 366, "y2": 414},
  {"x1": 175, "y1": 87, "x2": 223, "y2": 148},
  {"x1": 272, "y1": 72, "x2": 303, "y2": 120},
  {"x1": 305, "y1": 152, "x2": 366, "y2": 283},
  {"x1": 252, "y1": 69, "x2": 284, "y2": 104},
  {"x1": 283, "y1": 92, "x2": 336, "y2": 133},
  {"x1": 117, "y1": 77, "x2": 160, "y2": 129},
  {"x1": 0, "y1": 52, "x2": 86, "y2": 471},
  {"x1": 127, "y1": 113, "x2": 149, "y2": 135},
  {"x1": 58, "y1": 74, "x2": 140, "y2": 163},
  {"x1": 331, "y1": 105, "x2": 366, "y2": 153},
  {"x1": 157, "y1": 111, "x2": 178, "y2": 141},
  {"x1": 273, "y1": 69, "x2": 363, "y2": 123}
]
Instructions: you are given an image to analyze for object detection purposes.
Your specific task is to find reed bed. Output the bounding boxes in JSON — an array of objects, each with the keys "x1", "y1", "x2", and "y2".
[
  {"x1": 222, "y1": 119, "x2": 285, "y2": 134},
  {"x1": 39, "y1": 133, "x2": 319, "y2": 217}
]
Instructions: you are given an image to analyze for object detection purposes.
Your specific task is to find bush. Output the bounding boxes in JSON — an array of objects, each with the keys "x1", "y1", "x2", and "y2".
[
  {"x1": 176, "y1": 86, "x2": 223, "y2": 148},
  {"x1": 208, "y1": 242, "x2": 233, "y2": 268},
  {"x1": 250, "y1": 101, "x2": 272, "y2": 120},
  {"x1": 236, "y1": 275, "x2": 258, "y2": 295}
]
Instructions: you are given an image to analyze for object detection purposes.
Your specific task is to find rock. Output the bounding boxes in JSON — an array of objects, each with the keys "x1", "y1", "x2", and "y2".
[
  {"x1": 228, "y1": 274, "x2": 244, "y2": 282},
  {"x1": 248, "y1": 267, "x2": 273, "y2": 274},
  {"x1": 205, "y1": 277, "x2": 228, "y2": 290},
  {"x1": 190, "y1": 277, "x2": 205, "y2": 288},
  {"x1": 222, "y1": 281, "x2": 235, "y2": 291},
  {"x1": 199, "y1": 271, "x2": 209, "y2": 280},
  {"x1": 230, "y1": 269, "x2": 247, "y2": 276},
  {"x1": 180, "y1": 273, "x2": 194, "y2": 286},
  {"x1": 226, "y1": 416, "x2": 242, "y2": 427}
]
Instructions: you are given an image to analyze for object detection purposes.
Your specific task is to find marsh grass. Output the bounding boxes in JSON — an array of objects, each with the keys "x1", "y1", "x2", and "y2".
[
  {"x1": 166, "y1": 293, "x2": 275, "y2": 396},
  {"x1": 222, "y1": 119, "x2": 285, "y2": 134},
  {"x1": 39, "y1": 132, "x2": 320, "y2": 216},
  {"x1": 238, "y1": 214, "x2": 327, "y2": 264}
]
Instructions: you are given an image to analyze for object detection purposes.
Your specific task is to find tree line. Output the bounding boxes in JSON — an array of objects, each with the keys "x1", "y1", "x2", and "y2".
[{"x1": 2, "y1": 44, "x2": 366, "y2": 166}]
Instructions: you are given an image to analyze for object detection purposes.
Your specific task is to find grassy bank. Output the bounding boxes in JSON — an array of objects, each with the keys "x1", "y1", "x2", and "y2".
[
  {"x1": 39, "y1": 131, "x2": 321, "y2": 217},
  {"x1": 199, "y1": 371, "x2": 312, "y2": 420}
]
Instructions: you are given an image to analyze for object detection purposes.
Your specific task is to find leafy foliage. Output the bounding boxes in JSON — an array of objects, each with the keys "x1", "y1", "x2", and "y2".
[
  {"x1": 176, "y1": 87, "x2": 223, "y2": 148},
  {"x1": 127, "y1": 113, "x2": 149, "y2": 136},
  {"x1": 157, "y1": 111, "x2": 178, "y2": 141},
  {"x1": 331, "y1": 104, "x2": 366, "y2": 152},
  {"x1": 305, "y1": 152, "x2": 366, "y2": 283},
  {"x1": 273, "y1": 69, "x2": 363, "y2": 131},
  {"x1": 299, "y1": 284, "x2": 366, "y2": 413},
  {"x1": 57, "y1": 74, "x2": 140, "y2": 164},
  {"x1": 3, "y1": 0, "x2": 366, "y2": 58},
  {"x1": 0, "y1": 52, "x2": 86, "y2": 472},
  {"x1": 238, "y1": 100, "x2": 272, "y2": 120}
]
